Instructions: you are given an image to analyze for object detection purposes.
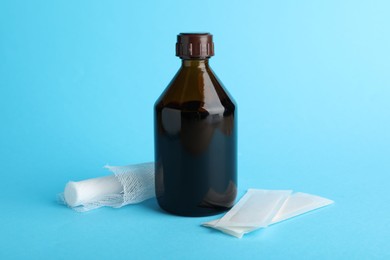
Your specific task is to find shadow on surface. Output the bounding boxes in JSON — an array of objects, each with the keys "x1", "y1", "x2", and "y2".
[{"x1": 139, "y1": 198, "x2": 166, "y2": 214}]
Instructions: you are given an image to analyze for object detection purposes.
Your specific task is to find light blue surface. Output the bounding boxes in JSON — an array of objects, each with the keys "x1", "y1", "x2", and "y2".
[{"x1": 0, "y1": 0, "x2": 389, "y2": 259}]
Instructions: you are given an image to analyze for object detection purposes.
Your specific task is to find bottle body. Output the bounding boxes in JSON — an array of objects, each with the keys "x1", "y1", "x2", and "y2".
[{"x1": 154, "y1": 59, "x2": 237, "y2": 216}]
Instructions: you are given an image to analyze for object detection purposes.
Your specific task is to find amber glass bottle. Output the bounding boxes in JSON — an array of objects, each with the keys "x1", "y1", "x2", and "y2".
[{"x1": 154, "y1": 33, "x2": 237, "y2": 216}]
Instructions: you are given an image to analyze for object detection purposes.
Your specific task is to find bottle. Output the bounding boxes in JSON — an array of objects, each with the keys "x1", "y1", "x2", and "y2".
[{"x1": 154, "y1": 33, "x2": 237, "y2": 216}]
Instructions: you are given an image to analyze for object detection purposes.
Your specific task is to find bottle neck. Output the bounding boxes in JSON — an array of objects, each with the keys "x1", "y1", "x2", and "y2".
[{"x1": 181, "y1": 59, "x2": 210, "y2": 68}]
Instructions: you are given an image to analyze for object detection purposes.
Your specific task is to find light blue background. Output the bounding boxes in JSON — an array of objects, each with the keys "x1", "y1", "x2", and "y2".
[{"x1": 0, "y1": 0, "x2": 389, "y2": 259}]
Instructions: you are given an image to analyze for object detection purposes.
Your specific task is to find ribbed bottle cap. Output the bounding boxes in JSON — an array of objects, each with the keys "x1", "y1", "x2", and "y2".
[{"x1": 176, "y1": 33, "x2": 214, "y2": 59}]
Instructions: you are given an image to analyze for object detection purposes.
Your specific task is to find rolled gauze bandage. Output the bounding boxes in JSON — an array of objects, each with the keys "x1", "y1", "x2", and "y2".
[
  {"x1": 61, "y1": 162, "x2": 155, "y2": 212},
  {"x1": 64, "y1": 175, "x2": 123, "y2": 207}
]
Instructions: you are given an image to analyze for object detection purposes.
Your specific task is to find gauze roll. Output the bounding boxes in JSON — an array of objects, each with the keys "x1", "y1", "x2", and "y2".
[
  {"x1": 64, "y1": 175, "x2": 123, "y2": 207},
  {"x1": 61, "y1": 162, "x2": 155, "y2": 212}
]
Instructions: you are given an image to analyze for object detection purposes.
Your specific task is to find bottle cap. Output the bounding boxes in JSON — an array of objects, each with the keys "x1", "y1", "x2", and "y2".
[{"x1": 176, "y1": 33, "x2": 214, "y2": 59}]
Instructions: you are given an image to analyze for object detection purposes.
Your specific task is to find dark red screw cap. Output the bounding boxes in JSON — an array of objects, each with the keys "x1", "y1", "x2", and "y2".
[{"x1": 176, "y1": 33, "x2": 214, "y2": 59}]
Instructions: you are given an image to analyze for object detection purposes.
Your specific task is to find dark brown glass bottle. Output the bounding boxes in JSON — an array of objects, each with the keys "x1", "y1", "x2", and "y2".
[{"x1": 154, "y1": 33, "x2": 237, "y2": 217}]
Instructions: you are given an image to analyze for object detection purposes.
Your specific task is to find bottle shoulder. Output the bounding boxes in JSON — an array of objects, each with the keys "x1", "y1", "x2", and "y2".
[{"x1": 155, "y1": 66, "x2": 236, "y2": 115}]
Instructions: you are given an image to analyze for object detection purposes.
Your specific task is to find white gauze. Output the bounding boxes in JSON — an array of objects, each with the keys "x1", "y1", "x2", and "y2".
[{"x1": 60, "y1": 162, "x2": 155, "y2": 212}]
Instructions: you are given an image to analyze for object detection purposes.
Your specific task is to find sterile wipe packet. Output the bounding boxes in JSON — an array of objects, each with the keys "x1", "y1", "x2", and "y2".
[
  {"x1": 215, "y1": 189, "x2": 292, "y2": 228},
  {"x1": 203, "y1": 223, "x2": 253, "y2": 238},
  {"x1": 272, "y1": 192, "x2": 334, "y2": 224},
  {"x1": 203, "y1": 191, "x2": 334, "y2": 238}
]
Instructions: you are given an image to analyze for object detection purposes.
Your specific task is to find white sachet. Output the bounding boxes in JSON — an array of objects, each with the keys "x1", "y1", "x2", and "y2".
[
  {"x1": 213, "y1": 189, "x2": 292, "y2": 234},
  {"x1": 272, "y1": 192, "x2": 334, "y2": 224},
  {"x1": 203, "y1": 191, "x2": 334, "y2": 238}
]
